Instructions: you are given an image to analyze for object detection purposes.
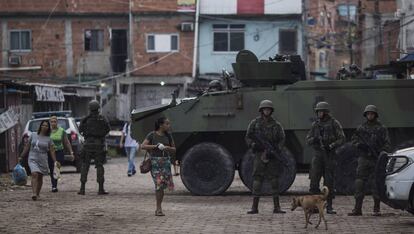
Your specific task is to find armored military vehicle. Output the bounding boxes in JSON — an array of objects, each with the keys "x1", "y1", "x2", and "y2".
[{"x1": 131, "y1": 50, "x2": 414, "y2": 196}]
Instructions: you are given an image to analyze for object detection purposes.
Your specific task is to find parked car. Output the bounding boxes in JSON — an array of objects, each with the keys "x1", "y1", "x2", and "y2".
[
  {"x1": 376, "y1": 148, "x2": 414, "y2": 214},
  {"x1": 23, "y1": 111, "x2": 84, "y2": 172}
]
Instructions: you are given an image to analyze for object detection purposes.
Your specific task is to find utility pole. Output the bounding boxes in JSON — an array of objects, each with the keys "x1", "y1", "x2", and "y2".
[
  {"x1": 347, "y1": 0, "x2": 353, "y2": 64},
  {"x1": 192, "y1": 0, "x2": 201, "y2": 79},
  {"x1": 374, "y1": 0, "x2": 381, "y2": 65},
  {"x1": 302, "y1": 0, "x2": 309, "y2": 78},
  {"x1": 128, "y1": 0, "x2": 134, "y2": 75}
]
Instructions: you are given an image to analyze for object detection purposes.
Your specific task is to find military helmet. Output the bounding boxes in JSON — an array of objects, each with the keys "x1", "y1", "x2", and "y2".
[
  {"x1": 314, "y1": 101, "x2": 330, "y2": 112},
  {"x1": 208, "y1": 80, "x2": 222, "y2": 90},
  {"x1": 363, "y1": 104, "x2": 378, "y2": 117},
  {"x1": 88, "y1": 100, "x2": 100, "y2": 112},
  {"x1": 258, "y1": 100, "x2": 274, "y2": 112},
  {"x1": 350, "y1": 64, "x2": 358, "y2": 70}
]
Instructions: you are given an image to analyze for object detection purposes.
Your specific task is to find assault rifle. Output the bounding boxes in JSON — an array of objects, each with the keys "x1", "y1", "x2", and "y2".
[
  {"x1": 250, "y1": 132, "x2": 287, "y2": 166},
  {"x1": 354, "y1": 132, "x2": 379, "y2": 159},
  {"x1": 317, "y1": 127, "x2": 331, "y2": 152}
]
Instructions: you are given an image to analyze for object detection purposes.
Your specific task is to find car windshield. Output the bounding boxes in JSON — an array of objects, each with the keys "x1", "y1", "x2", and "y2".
[{"x1": 28, "y1": 119, "x2": 69, "y2": 132}]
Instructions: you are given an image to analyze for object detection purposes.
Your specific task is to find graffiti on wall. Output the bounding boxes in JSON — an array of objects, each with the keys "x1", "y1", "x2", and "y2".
[{"x1": 35, "y1": 85, "x2": 65, "y2": 102}]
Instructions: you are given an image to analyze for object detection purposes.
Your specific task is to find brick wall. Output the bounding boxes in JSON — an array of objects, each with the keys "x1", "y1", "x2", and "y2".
[
  {"x1": 5, "y1": 19, "x2": 67, "y2": 79},
  {"x1": 0, "y1": 0, "x2": 129, "y2": 14},
  {"x1": 0, "y1": 0, "x2": 194, "y2": 81},
  {"x1": 132, "y1": 15, "x2": 194, "y2": 76},
  {"x1": 1, "y1": 17, "x2": 130, "y2": 81},
  {"x1": 66, "y1": 0, "x2": 129, "y2": 14},
  {"x1": 133, "y1": 0, "x2": 179, "y2": 12},
  {"x1": 0, "y1": 0, "x2": 67, "y2": 13},
  {"x1": 363, "y1": 0, "x2": 397, "y2": 13}
]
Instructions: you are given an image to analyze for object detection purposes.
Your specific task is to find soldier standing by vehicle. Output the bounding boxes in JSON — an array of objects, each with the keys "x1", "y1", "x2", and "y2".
[
  {"x1": 245, "y1": 100, "x2": 286, "y2": 214},
  {"x1": 306, "y1": 101, "x2": 345, "y2": 214},
  {"x1": 348, "y1": 105, "x2": 391, "y2": 216},
  {"x1": 78, "y1": 100, "x2": 110, "y2": 195}
]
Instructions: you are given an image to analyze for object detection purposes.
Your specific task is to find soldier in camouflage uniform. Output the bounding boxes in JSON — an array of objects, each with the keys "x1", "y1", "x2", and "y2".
[
  {"x1": 78, "y1": 100, "x2": 110, "y2": 195},
  {"x1": 306, "y1": 101, "x2": 345, "y2": 214},
  {"x1": 245, "y1": 100, "x2": 286, "y2": 214},
  {"x1": 348, "y1": 105, "x2": 390, "y2": 216}
]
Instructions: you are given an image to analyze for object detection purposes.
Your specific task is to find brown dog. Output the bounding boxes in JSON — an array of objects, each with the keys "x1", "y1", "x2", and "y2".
[{"x1": 291, "y1": 186, "x2": 329, "y2": 230}]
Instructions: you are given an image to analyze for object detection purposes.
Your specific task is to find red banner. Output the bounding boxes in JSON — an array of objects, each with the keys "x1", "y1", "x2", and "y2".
[{"x1": 237, "y1": 0, "x2": 264, "y2": 15}]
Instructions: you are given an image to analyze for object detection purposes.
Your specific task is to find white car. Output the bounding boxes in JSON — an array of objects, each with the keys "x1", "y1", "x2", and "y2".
[
  {"x1": 376, "y1": 148, "x2": 414, "y2": 214},
  {"x1": 23, "y1": 112, "x2": 84, "y2": 172}
]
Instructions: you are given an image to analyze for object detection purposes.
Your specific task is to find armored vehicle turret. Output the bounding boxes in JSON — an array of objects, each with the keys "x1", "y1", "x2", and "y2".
[{"x1": 131, "y1": 50, "x2": 414, "y2": 196}]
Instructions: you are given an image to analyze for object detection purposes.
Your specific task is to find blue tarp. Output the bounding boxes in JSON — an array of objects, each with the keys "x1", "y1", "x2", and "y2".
[{"x1": 400, "y1": 53, "x2": 414, "y2": 62}]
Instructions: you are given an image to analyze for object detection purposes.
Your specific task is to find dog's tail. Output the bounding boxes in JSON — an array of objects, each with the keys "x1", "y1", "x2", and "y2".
[{"x1": 321, "y1": 186, "x2": 329, "y2": 200}]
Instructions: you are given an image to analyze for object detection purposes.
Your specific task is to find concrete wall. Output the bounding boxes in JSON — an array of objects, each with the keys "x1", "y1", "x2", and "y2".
[{"x1": 198, "y1": 19, "x2": 303, "y2": 74}]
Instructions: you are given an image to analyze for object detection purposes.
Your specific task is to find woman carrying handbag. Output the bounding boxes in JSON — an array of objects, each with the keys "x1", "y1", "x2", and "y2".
[{"x1": 141, "y1": 117, "x2": 176, "y2": 216}]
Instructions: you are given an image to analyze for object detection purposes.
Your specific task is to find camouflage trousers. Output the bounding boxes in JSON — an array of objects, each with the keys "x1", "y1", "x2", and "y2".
[
  {"x1": 80, "y1": 148, "x2": 106, "y2": 184},
  {"x1": 354, "y1": 157, "x2": 379, "y2": 200},
  {"x1": 252, "y1": 154, "x2": 279, "y2": 196},
  {"x1": 309, "y1": 151, "x2": 336, "y2": 200}
]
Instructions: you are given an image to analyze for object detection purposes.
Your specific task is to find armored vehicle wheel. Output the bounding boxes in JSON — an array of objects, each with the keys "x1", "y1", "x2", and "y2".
[
  {"x1": 335, "y1": 143, "x2": 359, "y2": 195},
  {"x1": 180, "y1": 142, "x2": 235, "y2": 195},
  {"x1": 239, "y1": 149, "x2": 296, "y2": 195}
]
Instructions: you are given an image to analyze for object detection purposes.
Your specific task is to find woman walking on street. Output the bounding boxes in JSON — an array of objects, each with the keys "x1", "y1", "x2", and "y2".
[
  {"x1": 49, "y1": 116, "x2": 74, "y2": 192},
  {"x1": 141, "y1": 117, "x2": 176, "y2": 216},
  {"x1": 120, "y1": 120, "x2": 140, "y2": 177},
  {"x1": 20, "y1": 120, "x2": 60, "y2": 200}
]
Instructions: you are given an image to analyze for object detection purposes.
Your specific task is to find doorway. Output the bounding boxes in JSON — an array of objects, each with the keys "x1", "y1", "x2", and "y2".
[{"x1": 111, "y1": 29, "x2": 128, "y2": 73}]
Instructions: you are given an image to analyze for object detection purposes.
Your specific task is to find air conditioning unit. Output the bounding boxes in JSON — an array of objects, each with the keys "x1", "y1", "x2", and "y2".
[
  {"x1": 180, "y1": 22, "x2": 194, "y2": 32},
  {"x1": 8, "y1": 55, "x2": 21, "y2": 66}
]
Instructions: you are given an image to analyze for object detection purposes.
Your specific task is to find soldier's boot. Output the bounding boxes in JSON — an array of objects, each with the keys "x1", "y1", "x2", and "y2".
[
  {"x1": 247, "y1": 197, "x2": 260, "y2": 214},
  {"x1": 373, "y1": 198, "x2": 381, "y2": 216},
  {"x1": 348, "y1": 198, "x2": 363, "y2": 216},
  {"x1": 98, "y1": 182, "x2": 108, "y2": 195},
  {"x1": 326, "y1": 198, "x2": 337, "y2": 214},
  {"x1": 273, "y1": 196, "x2": 286, "y2": 214},
  {"x1": 78, "y1": 183, "x2": 86, "y2": 195}
]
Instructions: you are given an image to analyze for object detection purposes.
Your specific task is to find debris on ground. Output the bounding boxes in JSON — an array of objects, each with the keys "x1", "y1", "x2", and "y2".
[{"x1": 0, "y1": 173, "x2": 29, "y2": 191}]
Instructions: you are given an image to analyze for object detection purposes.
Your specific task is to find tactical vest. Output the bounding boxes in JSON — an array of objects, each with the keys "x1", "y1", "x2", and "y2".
[{"x1": 82, "y1": 114, "x2": 109, "y2": 138}]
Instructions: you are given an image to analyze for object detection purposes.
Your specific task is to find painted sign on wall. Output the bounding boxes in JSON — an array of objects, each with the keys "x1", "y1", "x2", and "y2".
[
  {"x1": 178, "y1": 0, "x2": 196, "y2": 12},
  {"x1": 35, "y1": 85, "x2": 65, "y2": 102}
]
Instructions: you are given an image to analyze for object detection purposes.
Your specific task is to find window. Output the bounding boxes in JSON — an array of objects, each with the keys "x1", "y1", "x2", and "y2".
[
  {"x1": 337, "y1": 4, "x2": 357, "y2": 22},
  {"x1": 10, "y1": 30, "x2": 31, "y2": 51},
  {"x1": 279, "y1": 29, "x2": 297, "y2": 55},
  {"x1": 120, "y1": 84, "x2": 129, "y2": 94},
  {"x1": 146, "y1": 34, "x2": 179, "y2": 52},
  {"x1": 213, "y1": 24, "x2": 245, "y2": 52},
  {"x1": 84, "y1": 29, "x2": 104, "y2": 51}
]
